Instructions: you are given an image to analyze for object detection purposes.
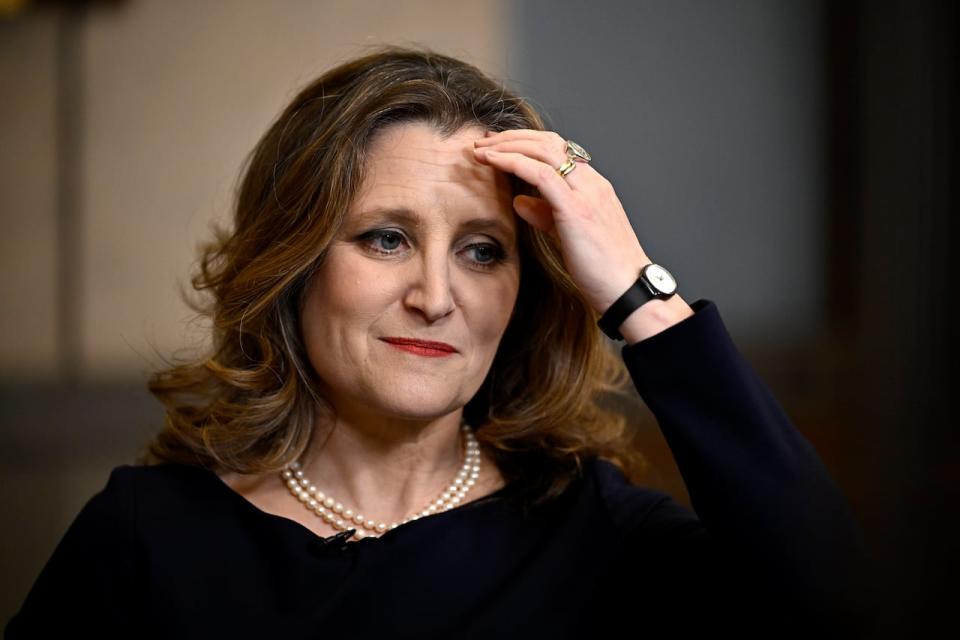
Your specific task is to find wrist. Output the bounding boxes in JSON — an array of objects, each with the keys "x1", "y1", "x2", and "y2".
[{"x1": 619, "y1": 294, "x2": 695, "y2": 345}]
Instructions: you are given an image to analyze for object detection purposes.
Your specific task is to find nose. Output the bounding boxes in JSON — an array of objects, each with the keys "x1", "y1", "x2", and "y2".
[{"x1": 402, "y1": 246, "x2": 456, "y2": 322}]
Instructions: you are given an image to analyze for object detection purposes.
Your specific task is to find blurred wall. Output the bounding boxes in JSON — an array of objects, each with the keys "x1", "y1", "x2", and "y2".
[
  {"x1": 0, "y1": 10, "x2": 59, "y2": 379},
  {"x1": 1, "y1": 0, "x2": 826, "y2": 384},
  {"x1": 2, "y1": 0, "x2": 514, "y2": 382},
  {"x1": 513, "y1": 1, "x2": 826, "y2": 345},
  {"x1": 0, "y1": 0, "x2": 516, "y2": 624}
]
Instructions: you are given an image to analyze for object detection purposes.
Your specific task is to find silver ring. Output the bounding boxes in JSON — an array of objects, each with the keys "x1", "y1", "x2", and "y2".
[{"x1": 565, "y1": 140, "x2": 591, "y2": 163}]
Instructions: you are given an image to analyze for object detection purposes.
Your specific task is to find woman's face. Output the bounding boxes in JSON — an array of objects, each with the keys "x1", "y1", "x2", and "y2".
[{"x1": 300, "y1": 121, "x2": 521, "y2": 426}]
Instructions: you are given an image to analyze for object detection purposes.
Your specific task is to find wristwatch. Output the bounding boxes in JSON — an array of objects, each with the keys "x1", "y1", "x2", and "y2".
[{"x1": 597, "y1": 262, "x2": 678, "y2": 341}]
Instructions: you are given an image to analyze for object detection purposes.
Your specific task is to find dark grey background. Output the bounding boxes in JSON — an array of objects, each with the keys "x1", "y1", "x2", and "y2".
[{"x1": 508, "y1": 1, "x2": 825, "y2": 344}]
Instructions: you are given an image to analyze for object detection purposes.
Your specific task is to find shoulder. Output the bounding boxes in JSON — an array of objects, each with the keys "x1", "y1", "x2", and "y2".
[
  {"x1": 97, "y1": 462, "x2": 211, "y2": 495},
  {"x1": 87, "y1": 462, "x2": 220, "y2": 521},
  {"x1": 81, "y1": 463, "x2": 240, "y2": 553}
]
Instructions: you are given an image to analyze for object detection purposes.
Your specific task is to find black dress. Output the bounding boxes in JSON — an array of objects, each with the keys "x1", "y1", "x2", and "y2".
[{"x1": 4, "y1": 299, "x2": 876, "y2": 639}]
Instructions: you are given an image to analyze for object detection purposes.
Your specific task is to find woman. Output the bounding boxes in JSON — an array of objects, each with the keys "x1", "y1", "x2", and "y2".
[{"x1": 5, "y1": 45, "x2": 873, "y2": 638}]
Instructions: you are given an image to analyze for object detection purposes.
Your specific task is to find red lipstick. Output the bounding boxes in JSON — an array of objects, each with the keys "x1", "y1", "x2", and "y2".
[{"x1": 381, "y1": 337, "x2": 457, "y2": 357}]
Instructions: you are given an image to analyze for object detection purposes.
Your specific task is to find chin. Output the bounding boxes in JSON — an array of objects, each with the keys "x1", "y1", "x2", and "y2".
[{"x1": 369, "y1": 393, "x2": 464, "y2": 421}]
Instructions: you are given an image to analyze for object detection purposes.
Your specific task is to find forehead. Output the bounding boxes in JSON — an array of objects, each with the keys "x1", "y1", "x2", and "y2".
[
  {"x1": 353, "y1": 121, "x2": 516, "y2": 227},
  {"x1": 366, "y1": 120, "x2": 487, "y2": 167}
]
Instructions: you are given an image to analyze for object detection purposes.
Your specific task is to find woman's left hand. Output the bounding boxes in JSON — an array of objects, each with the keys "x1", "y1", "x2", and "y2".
[{"x1": 472, "y1": 128, "x2": 655, "y2": 317}]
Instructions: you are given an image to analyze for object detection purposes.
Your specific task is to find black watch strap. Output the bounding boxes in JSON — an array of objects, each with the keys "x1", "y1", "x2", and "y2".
[{"x1": 597, "y1": 265, "x2": 672, "y2": 341}]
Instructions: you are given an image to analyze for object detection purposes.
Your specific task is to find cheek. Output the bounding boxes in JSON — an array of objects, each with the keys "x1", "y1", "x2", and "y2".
[
  {"x1": 301, "y1": 264, "x2": 364, "y2": 359},
  {"x1": 309, "y1": 254, "x2": 386, "y2": 319},
  {"x1": 469, "y1": 278, "x2": 520, "y2": 347}
]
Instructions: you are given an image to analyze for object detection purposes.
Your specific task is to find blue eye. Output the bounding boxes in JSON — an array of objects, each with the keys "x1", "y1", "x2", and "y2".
[
  {"x1": 370, "y1": 230, "x2": 404, "y2": 252},
  {"x1": 358, "y1": 229, "x2": 507, "y2": 271},
  {"x1": 465, "y1": 243, "x2": 503, "y2": 266}
]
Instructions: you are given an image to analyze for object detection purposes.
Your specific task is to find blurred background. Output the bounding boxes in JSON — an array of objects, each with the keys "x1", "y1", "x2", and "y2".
[{"x1": 0, "y1": 0, "x2": 955, "y2": 636}]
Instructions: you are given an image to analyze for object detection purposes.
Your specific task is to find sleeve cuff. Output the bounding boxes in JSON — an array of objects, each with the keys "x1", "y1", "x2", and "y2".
[{"x1": 619, "y1": 298, "x2": 728, "y2": 387}]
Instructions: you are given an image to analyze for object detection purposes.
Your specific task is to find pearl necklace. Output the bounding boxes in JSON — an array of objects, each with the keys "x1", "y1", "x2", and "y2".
[{"x1": 280, "y1": 421, "x2": 481, "y2": 542}]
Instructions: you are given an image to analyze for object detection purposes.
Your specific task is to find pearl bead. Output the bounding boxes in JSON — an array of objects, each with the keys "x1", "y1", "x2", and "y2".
[{"x1": 280, "y1": 421, "x2": 482, "y2": 543}]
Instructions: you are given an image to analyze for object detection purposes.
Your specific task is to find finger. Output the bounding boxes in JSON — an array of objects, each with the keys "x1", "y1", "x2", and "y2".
[
  {"x1": 473, "y1": 148, "x2": 574, "y2": 213},
  {"x1": 475, "y1": 140, "x2": 601, "y2": 194},
  {"x1": 474, "y1": 138, "x2": 563, "y2": 170},
  {"x1": 476, "y1": 128, "x2": 544, "y2": 144},
  {"x1": 514, "y1": 195, "x2": 560, "y2": 244},
  {"x1": 476, "y1": 129, "x2": 571, "y2": 158},
  {"x1": 513, "y1": 194, "x2": 553, "y2": 232},
  {"x1": 474, "y1": 145, "x2": 605, "y2": 196}
]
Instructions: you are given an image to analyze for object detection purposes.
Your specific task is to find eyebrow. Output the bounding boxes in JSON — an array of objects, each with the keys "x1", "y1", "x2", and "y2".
[{"x1": 354, "y1": 206, "x2": 515, "y2": 240}]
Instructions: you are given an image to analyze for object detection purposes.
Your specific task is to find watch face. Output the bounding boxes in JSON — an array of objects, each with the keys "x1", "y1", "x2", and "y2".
[{"x1": 643, "y1": 264, "x2": 678, "y2": 295}]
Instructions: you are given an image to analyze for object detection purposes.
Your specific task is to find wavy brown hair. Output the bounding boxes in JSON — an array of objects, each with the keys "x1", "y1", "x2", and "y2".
[{"x1": 137, "y1": 44, "x2": 650, "y2": 511}]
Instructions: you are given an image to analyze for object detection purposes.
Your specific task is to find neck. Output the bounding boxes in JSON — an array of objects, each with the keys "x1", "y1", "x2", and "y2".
[{"x1": 299, "y1": 411, "x2": 467, "y2": 526}]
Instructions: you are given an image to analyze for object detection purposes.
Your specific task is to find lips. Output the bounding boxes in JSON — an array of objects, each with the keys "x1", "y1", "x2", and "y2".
[{"x1": 380, "y1": 337, "x2": 457, "y2": 353}]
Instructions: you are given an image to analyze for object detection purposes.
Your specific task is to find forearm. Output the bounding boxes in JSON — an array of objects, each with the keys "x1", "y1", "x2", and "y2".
[{"x1": 619, "y1": 300, "x2": 873, "y2": 629}]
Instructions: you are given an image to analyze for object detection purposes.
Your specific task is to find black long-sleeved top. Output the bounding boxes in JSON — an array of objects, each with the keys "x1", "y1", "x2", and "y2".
[{"x1": 4, "y1": 299, "x2": 875, "y2": 638}]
